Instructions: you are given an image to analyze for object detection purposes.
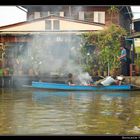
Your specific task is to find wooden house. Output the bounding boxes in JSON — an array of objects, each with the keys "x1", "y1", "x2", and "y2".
[{"x1": 0, "y1": 5, "x2": 133, "y2": 77}]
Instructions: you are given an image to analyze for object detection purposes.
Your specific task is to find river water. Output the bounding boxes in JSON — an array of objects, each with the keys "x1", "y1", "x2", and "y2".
[{"x1": 0, "y1": 88, "x2": 140, "y2": 135}]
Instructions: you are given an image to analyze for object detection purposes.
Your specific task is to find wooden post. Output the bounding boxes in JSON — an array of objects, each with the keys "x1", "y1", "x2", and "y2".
[{"x1": 130, "y1": 64, "x2": 135, "y2": 83}]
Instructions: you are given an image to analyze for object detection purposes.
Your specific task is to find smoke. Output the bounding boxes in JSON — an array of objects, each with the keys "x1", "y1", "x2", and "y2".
[
  {"x1": 15, "y1": 33, "x2": 92, "y2": 85},
  {"x1": 9, "y1": 5, "x2": 93, "y2": 86},
  {"x1": 78, "y1": 72, "x2": 93, "y2": 85},
  {"x1": 27, "y1": 34, "x2": 80, "y2": 74}
]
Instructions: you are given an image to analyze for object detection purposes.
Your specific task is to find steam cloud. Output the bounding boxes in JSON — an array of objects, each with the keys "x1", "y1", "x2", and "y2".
[
  {"x1": 17, "y1": 34, "x2": 93, "y2": 85},
  {"x1": 11, "y1": 5, "x2": 93, "y2": 85}
]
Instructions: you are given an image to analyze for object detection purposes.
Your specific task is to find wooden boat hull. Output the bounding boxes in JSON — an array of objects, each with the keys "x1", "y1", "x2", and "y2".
[{"x1": 32, "y1": 81, "x2": 133, "y2": 91}]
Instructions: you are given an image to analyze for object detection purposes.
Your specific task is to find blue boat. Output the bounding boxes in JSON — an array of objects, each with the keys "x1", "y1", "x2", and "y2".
[{"x1": 32, "y1": 81, "x2": 133, "y2": 91}]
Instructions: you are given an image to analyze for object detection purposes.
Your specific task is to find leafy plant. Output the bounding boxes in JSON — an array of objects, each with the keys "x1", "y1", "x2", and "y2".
[
  {"x1": 80, "y1": 24, "x2": 127, "y2": 75},
  {"x1": 107, "y1": 6, "x2": 119, "y2": 23}
]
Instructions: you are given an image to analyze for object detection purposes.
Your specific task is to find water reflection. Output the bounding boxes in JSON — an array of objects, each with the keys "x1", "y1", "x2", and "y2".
[{"x1": 0, "y1": 89, "x2": 140, "y2": 135}]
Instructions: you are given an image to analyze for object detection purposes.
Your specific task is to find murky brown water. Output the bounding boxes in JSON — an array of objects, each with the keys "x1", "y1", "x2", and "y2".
[{"x1": 0, "y1": 88, "x2": 140, "y2": 135}]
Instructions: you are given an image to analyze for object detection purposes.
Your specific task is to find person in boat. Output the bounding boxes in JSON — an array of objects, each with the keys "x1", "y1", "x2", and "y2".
[
  {"x1": 94, "y1": 75, "x2": 123, "y2": 86},
  {"x1": 116, "y1": 75, "x2": 125, "y2": 85},
  {"x1": 67, "y1": 73, "x2": 75, "y2": 85}
]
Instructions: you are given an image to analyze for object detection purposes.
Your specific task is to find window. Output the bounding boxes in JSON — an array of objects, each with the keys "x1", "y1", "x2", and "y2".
[
  {"x1": 60, "y1": 12, "x2": 64, "y2": 17},
  {"x1": 40, "y1": 12, "x2": 49, "y2": 17},
  {"x1": 94, "y1": 11, "x2": 105, "y2": 24},
  {"x1": 45, "y1": 20, "x2": 52, "y2": 30},
  {"x1": 53, "y1": 20, "x2": 60, "y2": 30},
  {"x1": 28, "y1": 12, "x2": 34, "y2": 20},
  {"x1": 79, "y1": 11, "x2": 84, "y2": 20},
  {"x1": 84, "y1": 11, "x2": 105, "y2": 23},
  {"x1": 84, "y1": 12, "x2": 94, "y2": 22},
  {"x1": 34, "y1": 12, "x2": 40, "y2": 19}
]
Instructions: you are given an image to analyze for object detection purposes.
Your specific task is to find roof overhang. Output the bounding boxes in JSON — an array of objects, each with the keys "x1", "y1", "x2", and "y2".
[
  {"x1": 0, "y1": 30, "x2": 98, "y2": 36},
  {"x1": 127, "y1": 32, "x2": 140, "y2": 39}
]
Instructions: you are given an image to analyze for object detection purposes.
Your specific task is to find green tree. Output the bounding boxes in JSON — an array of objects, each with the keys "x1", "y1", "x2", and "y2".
[
  {"x1": 80, "y1": 24, "x2": 127, "y2": 75},
  {"x1": 107, "y1": 6, "x2": 119, "y2": 23}
]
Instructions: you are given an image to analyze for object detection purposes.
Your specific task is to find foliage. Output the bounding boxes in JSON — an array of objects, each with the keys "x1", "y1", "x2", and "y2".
[
  {"x1": 107, "y1": 6, "x2": 119, "y2": 15},
  {"x1": 107, "y1": 6, "x2": 119, "y2": 23},
  {"x1": 80, "y1": 24, "x2": 127, "y2": 75}
]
